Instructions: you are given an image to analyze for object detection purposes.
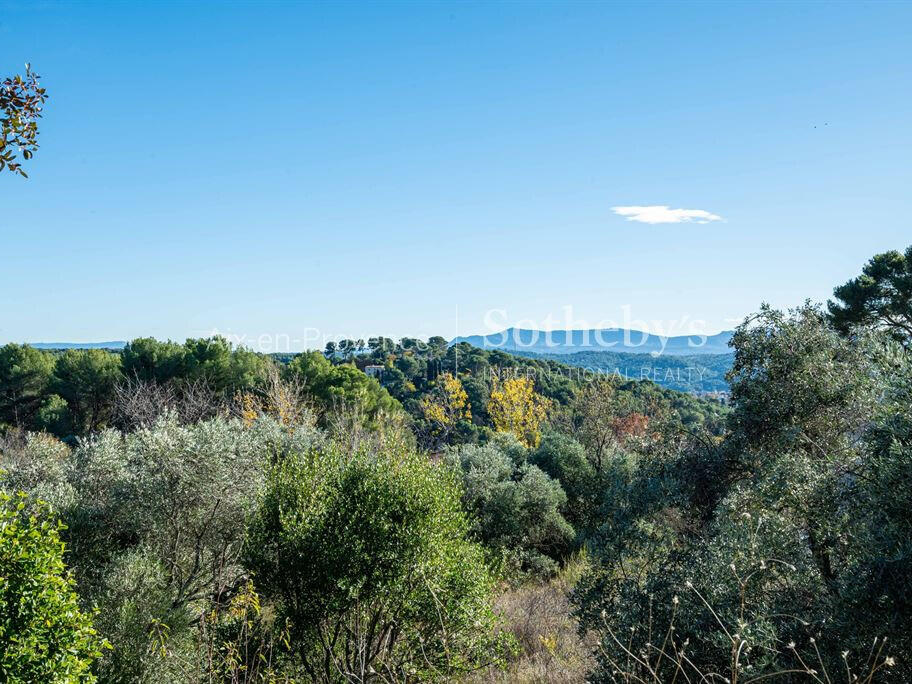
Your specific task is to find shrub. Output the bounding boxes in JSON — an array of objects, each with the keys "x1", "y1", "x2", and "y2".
[
  {"x1": 446, "y1": 437, "x2": 575, "y2": 578},
  {"x1": 245, "y1": 437, "x2": 506, "y2": 681},
  {"x1": 531, "y1": 431, "x2": 599, "y2": 536},
  {"x1": 0, "y1": 492, "x2": 105, "y2": 683}
]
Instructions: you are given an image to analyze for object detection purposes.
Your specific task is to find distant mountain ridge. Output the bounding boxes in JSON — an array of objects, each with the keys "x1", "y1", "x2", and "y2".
[
  {"x1": 28, "y1": 341, "x2": 127, "y2": 350},
  {"x1": 452, "y1": 328, "x2": 733, "y2": 356}
]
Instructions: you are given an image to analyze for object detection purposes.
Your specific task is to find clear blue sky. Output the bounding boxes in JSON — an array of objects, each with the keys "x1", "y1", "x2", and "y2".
[{"x1": 2, "y1": 1, "x2": 911, "y2": 350}]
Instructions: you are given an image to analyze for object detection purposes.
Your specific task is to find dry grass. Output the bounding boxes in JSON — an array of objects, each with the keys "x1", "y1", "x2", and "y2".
[
  {"x1": 597, "y1": 582, "x2": 899, "y2": 684},
  {"x1": 467, "y1": 555, "x2": 595, "y2": 683}
]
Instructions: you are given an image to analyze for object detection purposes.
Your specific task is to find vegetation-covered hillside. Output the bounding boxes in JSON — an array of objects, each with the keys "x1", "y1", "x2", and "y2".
[
  {"x1": 510, "y1": 348, "x2": 735, "y2": 393},
  {"x1": 0, "y1": 335, "x2": 728, "y2": 446},
  {"x1": 319, "y1": 337, "x2": 728, "y2": 444},
  {"x1": 1, "y1": 244, "x2": 910, "y2": 682}
]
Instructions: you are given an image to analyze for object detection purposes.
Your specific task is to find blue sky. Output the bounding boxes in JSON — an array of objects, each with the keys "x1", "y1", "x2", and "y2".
[{"x1": 2, "y1": 1, "x2": 911, "y2": 349}]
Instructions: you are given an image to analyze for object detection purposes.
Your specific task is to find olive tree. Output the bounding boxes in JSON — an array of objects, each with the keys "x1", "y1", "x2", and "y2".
[
  {"x1": 0, "y1": 415, "x2": 321, "y2": 682},
  {"x1": 445, "y1": 436, "x2": 575, "y2": 577}
]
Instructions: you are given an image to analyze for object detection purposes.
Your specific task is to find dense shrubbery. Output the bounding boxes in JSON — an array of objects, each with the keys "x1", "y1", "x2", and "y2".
[
  {"x1": 2, "y1": 415, "x2": 320, "y2": 681},
  {"x1": 0, "y1": 408, "x2": 507, "y2": 682},
  {"x1": 573, "y1": 305, "x2": 909, "y2": 681},
  {"x1": 1, "y1": 247, "x2": 911, "y2": 682},
  {"x1": 246, "y1": 434, "x2": 506, "y2": 680},
  {"x1": 445, "y1": 436, "x2": 575, "y2": 578}
]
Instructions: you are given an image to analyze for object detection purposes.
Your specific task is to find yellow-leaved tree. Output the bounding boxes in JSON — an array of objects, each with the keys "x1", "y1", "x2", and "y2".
[
  {"x1": 420, "y1": 373, "x2": 471, "y2": 445},
  {"x1": 487, "y1": 375, "x2": 551, "y2": 448}
]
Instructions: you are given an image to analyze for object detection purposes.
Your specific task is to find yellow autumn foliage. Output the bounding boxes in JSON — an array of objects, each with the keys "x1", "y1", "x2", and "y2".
[
  {"x1": 487, "y1": 375, "x2": 551, "y2": 448},
  {"x1": 420, "y1": 372, "x2": 471, "y2": 428}
]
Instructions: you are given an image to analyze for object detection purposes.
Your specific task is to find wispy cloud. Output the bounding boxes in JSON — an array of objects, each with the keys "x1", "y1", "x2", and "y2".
[{"x1": 611, "y1": 205, "x2": 724, "y2": 225}]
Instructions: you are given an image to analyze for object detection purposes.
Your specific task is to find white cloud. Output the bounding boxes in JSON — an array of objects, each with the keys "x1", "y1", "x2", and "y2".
[{"x1": 611, "y1": 205, "x2": 724, "y2": 225}]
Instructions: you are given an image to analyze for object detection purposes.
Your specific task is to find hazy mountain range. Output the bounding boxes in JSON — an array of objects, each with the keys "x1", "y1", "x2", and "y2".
[
  {"x1": 28, "y1": 341, "x2": 127, "y2": 350},
  {"x1": 452, "y1": 328, "x2": 734, "y2": 356}
]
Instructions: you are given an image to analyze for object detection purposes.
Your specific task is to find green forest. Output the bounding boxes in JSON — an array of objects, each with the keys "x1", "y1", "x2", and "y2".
[
  {"x1": 509, "y1": 349, "x2": 735, "y2": 394},
  {"x1": 2, "y1": 245, "x2": 911, "y2": 682}
]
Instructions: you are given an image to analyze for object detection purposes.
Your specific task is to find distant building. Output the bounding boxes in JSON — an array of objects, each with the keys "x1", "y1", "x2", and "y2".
[
  {"x1": 695, "y1": 390, "x2": 730, "y2": 405},
  {"x1": 364, "y1": 365, "x2": 384, "y2": 378}
]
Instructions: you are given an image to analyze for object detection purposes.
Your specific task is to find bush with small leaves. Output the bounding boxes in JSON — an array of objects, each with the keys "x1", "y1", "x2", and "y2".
[
  {"x1": 245, "y1": 436, "x2": 507, "y2": 681},
  {"x1": 446, "y1": 436, "x2": 575, "y2": 578},
  {"x1": 0, "y1": 492, "x2": 105, "y2": 683}
]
